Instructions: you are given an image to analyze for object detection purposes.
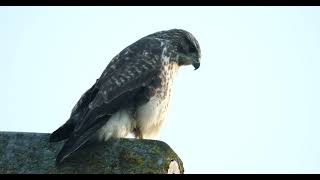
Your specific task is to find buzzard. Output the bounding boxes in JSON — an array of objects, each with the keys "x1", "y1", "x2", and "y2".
[{"x1": 49, "y1": 29, "x2": 201, "y2": 165}]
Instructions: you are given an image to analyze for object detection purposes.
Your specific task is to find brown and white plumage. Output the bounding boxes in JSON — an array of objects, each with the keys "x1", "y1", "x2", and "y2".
[{"x1": 49, "y1": 29, "x2": 201, "y2": 165}]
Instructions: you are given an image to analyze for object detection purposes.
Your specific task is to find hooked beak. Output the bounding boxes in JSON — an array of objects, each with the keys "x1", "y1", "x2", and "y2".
[
  {"x1": 177, "y1": 52, "x2": 200, "y2": 70},
  {"x1": 192, "y1": 58, "x2": 200, "y2": 70}
]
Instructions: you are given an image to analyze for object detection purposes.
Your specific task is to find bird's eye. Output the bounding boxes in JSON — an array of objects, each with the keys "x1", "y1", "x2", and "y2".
[
  {"x1": 189, "y1": 45, "x2": 197, "y2": 53},
  {"x1": 177, "y1": 45, "x2": 186, "y2": 53}
]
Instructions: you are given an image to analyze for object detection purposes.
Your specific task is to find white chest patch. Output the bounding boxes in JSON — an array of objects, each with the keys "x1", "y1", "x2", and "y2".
[
  {"x1": 135, "y1": 62, "x2": 179, "y2": 138},
  {"x1": 135, "y1": 96, "x2": 168, "y2": 138}
]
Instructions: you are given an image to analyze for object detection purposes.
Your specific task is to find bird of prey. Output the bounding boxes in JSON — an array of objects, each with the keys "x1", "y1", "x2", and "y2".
[{"x1": 49, "y1": 29, "x2": 201, "y2": 165}]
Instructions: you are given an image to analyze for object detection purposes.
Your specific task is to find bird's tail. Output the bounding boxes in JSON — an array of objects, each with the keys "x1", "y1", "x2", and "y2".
[
  {"x1": 49, "y1": 121, "x2": 75, "y2": 142},
  {"x1": 55, "y1": 118, "x2": 107, "y2": 166}
]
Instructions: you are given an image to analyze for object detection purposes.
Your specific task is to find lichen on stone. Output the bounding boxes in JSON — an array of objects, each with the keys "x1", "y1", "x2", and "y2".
[{"x1": 0, "y1": 131, "x2": 184, "y2": 174}]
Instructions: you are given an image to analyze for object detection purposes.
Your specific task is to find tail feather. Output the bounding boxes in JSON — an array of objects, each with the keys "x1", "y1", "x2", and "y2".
[
  {"x1": 55, "y1": 117, "x2": 107, "y2": 166},
  {"x1": 49, "y1": 121, "x2": 75, "y2": 142}
]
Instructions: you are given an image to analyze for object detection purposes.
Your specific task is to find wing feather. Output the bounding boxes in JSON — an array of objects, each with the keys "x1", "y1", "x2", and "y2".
[{"x1": 55, "y1": 37, "x2": 165, "y2": 164}]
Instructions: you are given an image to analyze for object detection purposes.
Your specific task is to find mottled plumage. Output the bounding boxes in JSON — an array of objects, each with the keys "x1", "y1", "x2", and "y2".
[{"x1": 49, "y1": 29, "x2": 201, "y2": 165}]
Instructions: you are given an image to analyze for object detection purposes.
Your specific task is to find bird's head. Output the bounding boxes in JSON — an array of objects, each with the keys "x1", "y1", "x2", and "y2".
[
  {"x1": 170, "y1": 29, "x2": 201, "y2": 70},
  {"x1": 175, "y1": 29, "x2": 201, "y2": 70},
  {"x1": 149, "y1": 29, "x2": 201, "y2": 70}
]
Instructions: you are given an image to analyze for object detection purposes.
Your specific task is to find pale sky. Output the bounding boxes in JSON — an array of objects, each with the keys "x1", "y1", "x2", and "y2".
[{"x1": 1, "y1": 6, "x2": 320, "y2": 173}]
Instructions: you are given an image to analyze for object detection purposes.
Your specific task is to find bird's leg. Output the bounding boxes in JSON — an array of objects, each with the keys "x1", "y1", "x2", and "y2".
[{"x1": 133, "y1": 128, "x2": 144, "y2": 139}]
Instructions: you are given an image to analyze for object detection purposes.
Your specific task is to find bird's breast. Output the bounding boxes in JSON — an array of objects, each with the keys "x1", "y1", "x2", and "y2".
[{"x1": 135, "y1": 62, "x2": 179, "y2": 138}]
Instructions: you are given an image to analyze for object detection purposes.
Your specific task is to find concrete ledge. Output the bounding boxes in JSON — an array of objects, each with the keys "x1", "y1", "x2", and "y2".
[{"x1": 0, "y1": 131, "x2": 184, "y2": 174}]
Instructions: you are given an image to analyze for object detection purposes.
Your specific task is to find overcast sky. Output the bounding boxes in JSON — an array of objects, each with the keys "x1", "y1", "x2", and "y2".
[{"x1": 1, "y1": 6, "x2": 320, "y2": 173}]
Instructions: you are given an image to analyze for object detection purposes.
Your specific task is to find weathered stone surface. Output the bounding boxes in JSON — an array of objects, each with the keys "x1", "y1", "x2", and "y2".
[{"x1": 0, "y1": 131, "x2": 184, "y2": 174}]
